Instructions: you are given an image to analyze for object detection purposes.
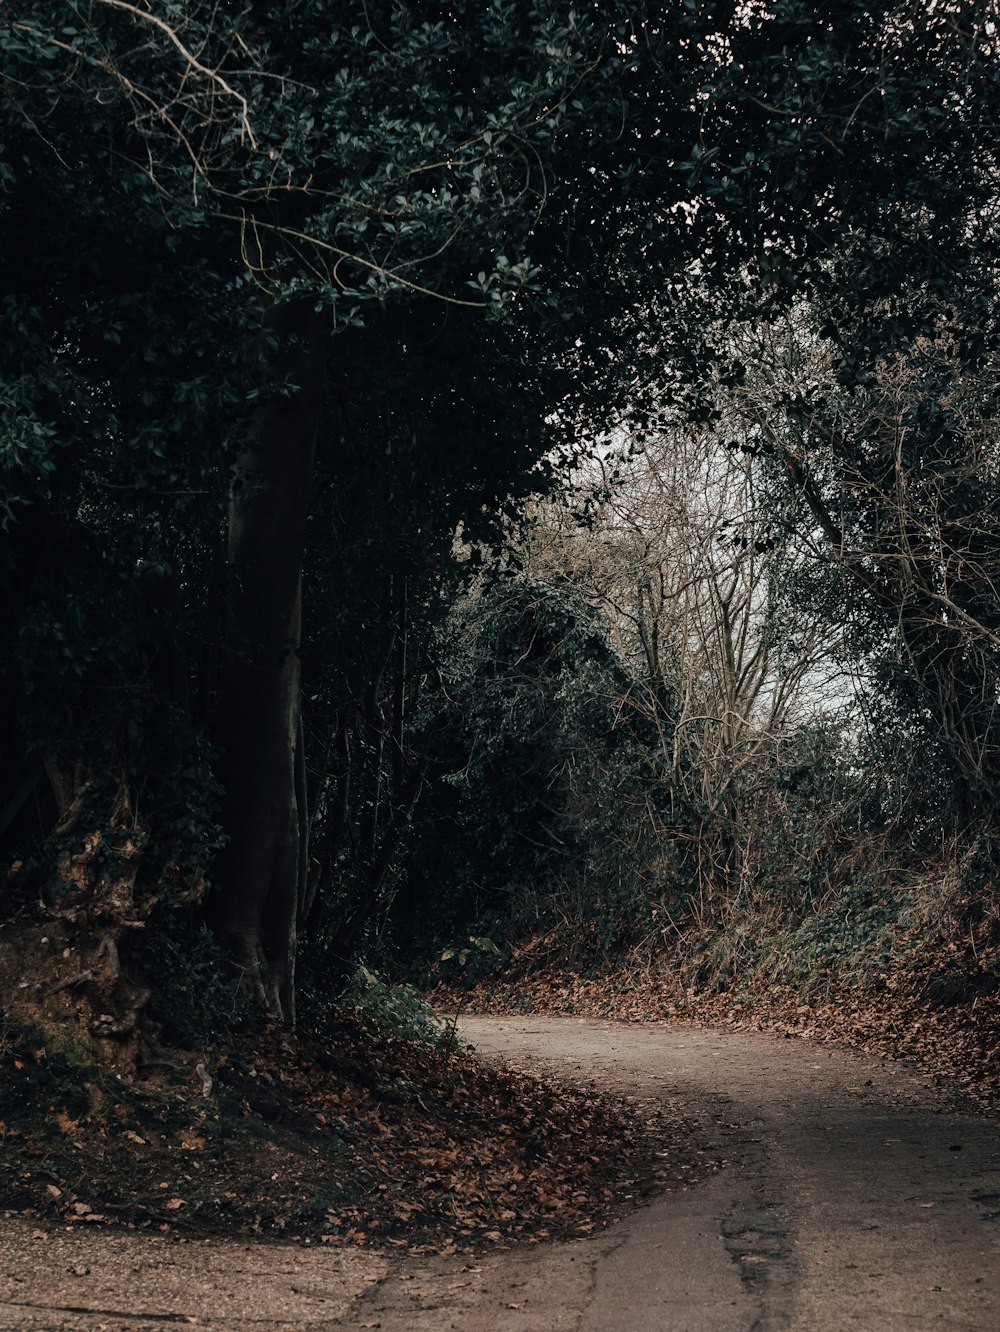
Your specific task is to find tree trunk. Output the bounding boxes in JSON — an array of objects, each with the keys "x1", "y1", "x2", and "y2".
[{"x1": 213, "y1": 297, "x2": 327, "y2": 1023}]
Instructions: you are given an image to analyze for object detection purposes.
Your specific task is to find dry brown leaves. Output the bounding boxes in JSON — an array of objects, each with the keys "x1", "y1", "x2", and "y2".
[
  {"x1": 434, "y1": 964, "x2": 1000, "y2": 1114},
  {"x1": 0, "y1": 1011, "x2": 666, "y2": 1252}
]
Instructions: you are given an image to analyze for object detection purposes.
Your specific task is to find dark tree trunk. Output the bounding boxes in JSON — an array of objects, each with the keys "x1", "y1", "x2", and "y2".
[{"x1": 212, "y1": 297, "x2": 327, "y2": 1022}]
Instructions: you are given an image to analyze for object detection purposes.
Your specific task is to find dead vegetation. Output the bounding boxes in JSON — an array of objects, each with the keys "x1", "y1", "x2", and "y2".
[
  {"x1": 438, "y1": 941, "x2": 1000, "y2": 1115},
  {"x1": 0, "y1": 973, "x2": 712, "y2": 1253}
]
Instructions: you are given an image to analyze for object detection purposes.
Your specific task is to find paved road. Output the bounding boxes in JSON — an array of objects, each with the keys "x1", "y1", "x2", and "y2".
[
  {"x1": 3, "y1": 1016, "x2": 998, "y2": 1330},
  {"x1": 342, "y1": 1016, "x2": 1000, "y2": 1331}
]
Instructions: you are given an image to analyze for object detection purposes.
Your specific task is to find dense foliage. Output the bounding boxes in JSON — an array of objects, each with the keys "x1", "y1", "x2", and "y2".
[
  {"x1": 0, "y1": 0, "x2": 696, "y2": 1042},
  {"x1": 390, "y1": 0, "x2": 1000, "y2": 991},
  {"x1": 2, "y1": 0, "x2": 1000, "y2": 1056},
  {"x1": 395, "y1": 574, "x2": 667, "y2": 968}
]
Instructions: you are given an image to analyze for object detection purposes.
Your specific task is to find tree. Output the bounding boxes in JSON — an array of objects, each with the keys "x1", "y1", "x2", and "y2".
[
  {"x1": 653, "y1": 0, "x2": 1000, "y2": 845},
  {"x1": 296, "y1": 301, "x2": 571, "y2": 982},
  {"x1": 521, "y1": 424, "x2": 843, "y2": 909},
  {"x1": 730, "y1": 315, "x2": 1000, "y2": 836},
  {"x1": 396, "y1": 569, "x2": 661, "y2": 966},
  {"x1": 1, "y1": 0, "x2": 701, "y2": 1037},
  {"x1": 1, "y1": 3, "x2": 262, "y2": 1056}
]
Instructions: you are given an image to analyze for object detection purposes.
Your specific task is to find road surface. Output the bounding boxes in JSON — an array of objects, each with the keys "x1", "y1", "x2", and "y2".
[
  {"x1": 2, "y1": 1015, "x2": 998, "y2": 1330},
  {"x1": 343, "y1": 1015, "x2": 1000, "y2": 1331}
]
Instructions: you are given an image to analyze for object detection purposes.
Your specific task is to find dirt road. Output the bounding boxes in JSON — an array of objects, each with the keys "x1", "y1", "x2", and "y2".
[
  {"x1": 343, "y1": 1016, "x2": 1000, "y2": 1331},
  {"x1": 3, "y1": 1015, "x2": 999, "y2": 1330}
]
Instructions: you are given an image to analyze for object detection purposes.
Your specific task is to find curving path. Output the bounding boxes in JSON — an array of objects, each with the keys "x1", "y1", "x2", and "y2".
[
  {"x1": 2, "y1": 1015, "x2": 998, "y2": 1330},
  {"x1": 341, "y1": 1015, "x2": 1000, "y2": 1331}
]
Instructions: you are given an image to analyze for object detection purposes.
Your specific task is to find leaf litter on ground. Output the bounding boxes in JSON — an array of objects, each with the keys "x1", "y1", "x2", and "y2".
[
  {"x1": 432, "y1": 953, "x2": 1000, "y2": 1115},
  {"x1": 0, "y1": 1009, "x2": 718, "y2": 1252}
]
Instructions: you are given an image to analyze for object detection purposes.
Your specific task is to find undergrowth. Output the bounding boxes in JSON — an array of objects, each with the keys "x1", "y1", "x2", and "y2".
[
  {"x1": 343, "y1": 965, "x2": 457, "y2": 1047},
  {"x1": 448, "y1": 844, "x2": 1000, "y2": 1014}
]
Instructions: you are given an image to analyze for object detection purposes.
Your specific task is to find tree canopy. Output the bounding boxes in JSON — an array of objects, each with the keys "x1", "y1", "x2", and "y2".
[{"x1": 2, "y1": 0, "x2": 1000, "y2": 1061}]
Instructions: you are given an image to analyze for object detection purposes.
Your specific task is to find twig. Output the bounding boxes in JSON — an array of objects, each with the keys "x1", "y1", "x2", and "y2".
[{"x1": 90, "y1": 0, "x2": 258, "y2": 148}]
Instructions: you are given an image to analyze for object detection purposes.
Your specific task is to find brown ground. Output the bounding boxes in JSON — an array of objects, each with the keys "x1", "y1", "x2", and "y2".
[
  {"x1": 0, "y1": 1222, "x2": 387, "y2": 1330},
  {"x1": 4, "y1": 911, "x2": 1000, "y2": 1328},
  {"x1": 3, "y1": 1014, "x2": 999, "y2": 1330},
  {"x1": 0, "y1": 1010, "x2": 712, "y2": 1253},
  {"x1": 433, "y1": 964, "x2": 1000, "y2": 1112}
]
